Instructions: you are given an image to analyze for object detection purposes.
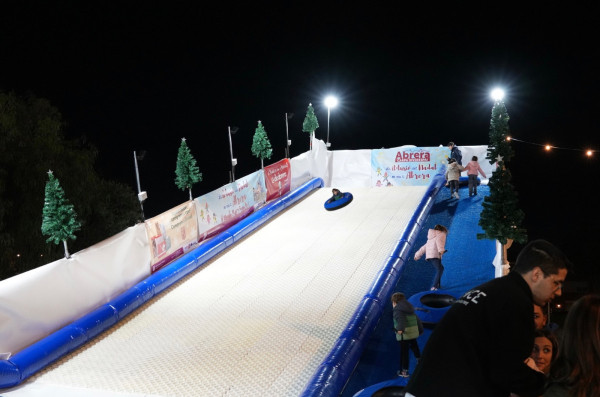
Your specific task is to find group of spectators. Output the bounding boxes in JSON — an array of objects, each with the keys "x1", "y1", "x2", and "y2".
[
  {"x1": 388, "y1": 143, "x2": 599, "y2": 396},
  {"x1": 392, "y1": 238, "x2": 599, "y2": 397}
]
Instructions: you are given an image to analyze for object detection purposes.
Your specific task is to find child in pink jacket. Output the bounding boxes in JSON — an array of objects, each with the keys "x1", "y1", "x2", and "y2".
[
  {"x1": 414, "y1": 224, "x2": 448, "y2": 290},
  {"x1": 463, "y1": 155, "x2": 487, "y2": 197}
]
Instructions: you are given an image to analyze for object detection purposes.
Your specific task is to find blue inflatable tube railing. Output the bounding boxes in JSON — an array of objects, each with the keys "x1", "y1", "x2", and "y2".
[
  {"x1": 0, "y1": 177, "x2": 324, "y2": 389},
  {"x1": 299, "y1": 167, "x2": 446, "y2": 397}
]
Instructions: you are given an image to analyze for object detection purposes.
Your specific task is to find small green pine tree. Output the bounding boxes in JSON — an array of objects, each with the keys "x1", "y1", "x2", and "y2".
[
  {"x1": 478, "y1": 98, "x2": 527, "y2": 255},
  {"x1": 251, "y1": 120, "x2": 273, "y2": 169},
  {"x1": 41, "y1": 170, "x2": 81, "y2": 258},
  {"x1": 302, "y1": 103, "x2": 319, "y2": 149},
  {"x1": 175, "y1": 137, "x2": 202, "y2": 200}
]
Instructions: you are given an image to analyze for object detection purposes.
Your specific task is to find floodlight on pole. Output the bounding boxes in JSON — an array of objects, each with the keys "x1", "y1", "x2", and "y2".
[
  {"x1": 228, "y1": 126, "x2": 239, "y2": 182},
  {"x1": 491, "y1": 88, "x2": 505, "y2": 102},
  {"x1": 285, "y1": 112, "x2": 294, "y2": 158},
  {"x1": 324, "y1": 95, "x2": 338, "y2": 148}
]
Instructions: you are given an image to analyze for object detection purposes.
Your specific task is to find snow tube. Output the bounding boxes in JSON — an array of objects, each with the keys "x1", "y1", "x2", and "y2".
[
  {"x1": 324, "y1": 192, "x2": 353, "y2": 211},
  {"x1": 408, "y1": 290, "x2": 458, "y2": 326}
]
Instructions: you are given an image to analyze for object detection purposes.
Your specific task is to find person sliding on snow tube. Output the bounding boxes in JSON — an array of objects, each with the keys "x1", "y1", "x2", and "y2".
[
  {"x1": 331, "y1": 188, "x2": 343, "y2": 201},
  {"x1": 324, "y1": 188, "x2": 353, "y2": 211}
]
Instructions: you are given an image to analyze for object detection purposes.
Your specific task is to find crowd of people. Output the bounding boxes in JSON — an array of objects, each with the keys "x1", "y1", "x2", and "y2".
[
  {"x1": 393, "y1": 235, "x2": 599, "y2": 397},
  {"x1": 383, "y1": 143, "x2": 599, "y2": 396}
]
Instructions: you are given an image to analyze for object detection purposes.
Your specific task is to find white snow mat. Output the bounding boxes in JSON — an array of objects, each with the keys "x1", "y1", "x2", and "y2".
[{"x1": 4, "y1": 186, "x2": 426, "y2": 397}]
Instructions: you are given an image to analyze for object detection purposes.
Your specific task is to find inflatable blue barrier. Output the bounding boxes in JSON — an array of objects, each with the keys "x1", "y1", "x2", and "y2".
[
  {"x1": 324, "y1": 192, "x2": 353, "y2": 210},
  {"x1": 0, "y1": 177, "x2": 324, "y2": 389}
]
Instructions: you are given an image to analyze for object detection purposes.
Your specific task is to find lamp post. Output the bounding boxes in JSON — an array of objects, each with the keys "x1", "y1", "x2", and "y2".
[
  {"x1": 133, "y1": 150, "x2": 147, "y2": 221},
  {"x1": 285, "y1": 112, "x2": 294, "y2": 158},
  {"x1": 324, "y1": 95, "x2": 338, "y2": 148},
  {"x1": 228, "y1": 126, "x2": 239, "y2": 182}
]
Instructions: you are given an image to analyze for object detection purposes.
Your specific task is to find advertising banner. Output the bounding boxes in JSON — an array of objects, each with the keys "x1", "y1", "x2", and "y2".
[
  {"x1": 264, "y1": 158, "x2": 291, "y2": 201},
  {"x1": 195, "y1": 170, "x2": 267, "y2": 242},
  {"x1": 145, "y1": 201, "x2": 198, "y2": 273},
  {"x1": 371, "y1": 146, "x2": 448, "y2": 187}
]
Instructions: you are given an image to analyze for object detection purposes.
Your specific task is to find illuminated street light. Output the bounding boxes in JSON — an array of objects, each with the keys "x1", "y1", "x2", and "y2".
[
  {"x1": 491, "y1": 88, "x2": 505, "y2": 102},
  {"x1": 324, "y1": 95, "x2": 338, "y2": 148},
  {"x1": 228, "y1": 126, "x2": 239, "y2": 182}
]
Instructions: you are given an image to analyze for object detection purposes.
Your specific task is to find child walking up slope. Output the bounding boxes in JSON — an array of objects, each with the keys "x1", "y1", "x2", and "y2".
[
  {"x1": 445, "y1": 158, "x2": 465, "y2": 199},
  {"x1": 462, "y1": 155, "x2": 487, "y2": 197},
  {"x1": 414, "y1": 224, "x2": 448, "y2": 290}
]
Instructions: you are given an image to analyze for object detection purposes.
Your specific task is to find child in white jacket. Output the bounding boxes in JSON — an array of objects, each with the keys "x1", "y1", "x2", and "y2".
[
  {"x1": 445, "y1": 158, "x2": 465, "y2": 199},
  {"x1": 414, "y1": 224, "x2": 448, "y2": 290}
]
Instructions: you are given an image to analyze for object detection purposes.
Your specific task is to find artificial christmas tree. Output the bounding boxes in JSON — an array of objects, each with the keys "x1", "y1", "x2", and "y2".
[
  {"x1": 251, "y1": 120, "x2": 273, "y2": 169},
  {"x1": 41, "y1": 170, "x2": 81, "y2": 259},
  {"x1": 478, "y1": 97, "x2": 527, "y2": 270},
  {"x1": 175, "y1": 137, "x2": 202, "y2": 200},
  {"x1": 302, "y1": 103, "x2": 319, "y2": 150},
  {"x1": 485, "y1": 99, "x2": 515, "y2": 164}
]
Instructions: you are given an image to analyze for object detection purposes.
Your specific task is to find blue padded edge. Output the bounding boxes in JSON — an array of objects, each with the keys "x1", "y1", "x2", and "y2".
[
  {"x1": 299, "y1": 168, "x2": 446, "y2": 397},
  {"x1": 10, "y1": 324, "x2": 87, "y2": 381},
  {"x1": 0, "y1": 177, "x2": 324, "y2": 389}
]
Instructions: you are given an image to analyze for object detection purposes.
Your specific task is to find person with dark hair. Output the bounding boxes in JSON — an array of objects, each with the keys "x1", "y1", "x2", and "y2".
[
  {"x1": 414, "y1": 224, "x2": 448, "y2": 290},
  {"x1": 405, "y1": 239, "x2": 572, "y2": 397},
  {"x1": 447, "y1": 141, "x2": 462, "y2": 165},
  {"x1": 331, "y1": 188, "x2": 343, "y2": 201},
  {"x1": 531, "y1": 328, "x2": 558, "y2": 376},
  {"x1": 391, "y1": 292, "x2": 423, "y2": 378},
  {"x1": 534, "y1": 303, "x2": 547, "y2": 330},
  {"x1": 544, "y1": 294, "x2": 600, "y2": 397},
  {"x1": 534, "y1": 303, "x2": 560, "y2": 334}
]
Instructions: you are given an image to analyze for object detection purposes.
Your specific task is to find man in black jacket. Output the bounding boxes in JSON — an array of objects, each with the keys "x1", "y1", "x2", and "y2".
[
  {"x1": 404, "y1": 239, "x2": 571, "y2": 397},
  {"x1": 447, "y1": 141, "x2": 462, "y2": 165}
]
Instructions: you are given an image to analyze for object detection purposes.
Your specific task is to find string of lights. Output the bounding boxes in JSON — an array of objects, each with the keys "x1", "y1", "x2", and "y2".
[
  {"x1": 506, "y1": 136, "x2": 595, "y2": 157},
  {"x1": 490, "y1": 89, "x2": 595, "y2": 158}
]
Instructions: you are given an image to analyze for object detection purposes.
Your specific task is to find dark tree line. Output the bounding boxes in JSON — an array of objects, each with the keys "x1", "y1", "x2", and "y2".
[{"x1": 0, "y1": 91, "x2": 141, "y2": 280}]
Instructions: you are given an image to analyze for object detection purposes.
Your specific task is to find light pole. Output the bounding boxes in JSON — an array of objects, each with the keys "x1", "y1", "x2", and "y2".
[
  {"x1": 285, "y1": 112, "x2": 294, "y2": 158},
  {"x1": 324, "y1": 95, "x2": 338, "y2": 148},
  {"x1": 228, "y1": 126, "x2": 239, "y2": 182},
  {"x1": 133, "y1": 150, "x2": 147, "y2": 221}
]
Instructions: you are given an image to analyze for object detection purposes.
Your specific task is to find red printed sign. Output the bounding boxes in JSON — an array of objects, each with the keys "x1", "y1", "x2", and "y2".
[{"x1": 264, "y1": 159, "x2": 291, "y2": 201}]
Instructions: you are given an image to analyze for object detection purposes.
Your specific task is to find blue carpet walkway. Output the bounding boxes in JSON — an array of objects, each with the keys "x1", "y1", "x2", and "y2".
[{"x1": 341, "y1": 184, "x2": 496, "y2": 397}]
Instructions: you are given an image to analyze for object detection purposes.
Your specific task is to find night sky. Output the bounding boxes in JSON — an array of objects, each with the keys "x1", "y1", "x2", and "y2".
[{"x1": 2, "y1": 3, "x2": 599, "y2": 285}]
